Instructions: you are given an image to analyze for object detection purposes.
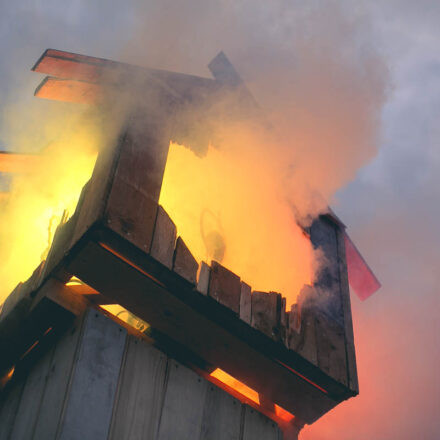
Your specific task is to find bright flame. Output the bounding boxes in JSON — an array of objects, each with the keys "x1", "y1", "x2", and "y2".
[
  {"x1": 210, "y1": 368, "x2": 260, "y2": 405},
  {"x1": 159, "y1": 141, "x2": 312, "y2": 307},
  {"x1": 0, "y1": 121, "x2": 98, "y2": 302}
]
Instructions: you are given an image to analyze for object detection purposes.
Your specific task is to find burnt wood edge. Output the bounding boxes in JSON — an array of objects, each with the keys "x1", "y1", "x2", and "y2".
[{"x1": 57, "y1": 221, "x2": 357, "y2": 402}]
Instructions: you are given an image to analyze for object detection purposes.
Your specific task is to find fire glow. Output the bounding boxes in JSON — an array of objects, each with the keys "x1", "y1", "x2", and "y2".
[{"x1": 159, "y1": 141, "x2": 313, "y2": 308}]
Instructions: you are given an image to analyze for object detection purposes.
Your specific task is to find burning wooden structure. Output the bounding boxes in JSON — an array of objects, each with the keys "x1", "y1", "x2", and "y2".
[{"x1": 0, "y1": 49, "x2": 359, "y2": 439}]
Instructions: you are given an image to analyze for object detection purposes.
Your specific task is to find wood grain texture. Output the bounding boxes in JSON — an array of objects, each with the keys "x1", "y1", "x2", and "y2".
[
  {"x1": 150, "y1": 206, "x2": 177, "y2": 268},
  {"x1": 251, "y1": 292, "x2": 280, "y2": 340},
  {"x1": 209, "y1": 261, "x2": 241, "y2": 314},
  {"x1": 32, "y1": 316, "x2": 84, "y2": 440},
  {"x1": 314, "y1": 313, "x2": 347, "y2": 386},
  {"x1": 108, "y1": 336, "x2": 167, "y2": 440},
  {"x1": 288, "y1": 309, "x2": 318, "y2": 367},
  {"x1": 242, "y1": 405, "x2": 281, "y2": 440},
  {"x1": 157, "y1": 360, "x2": 208, "y2": 440},
  {"x1": 239, "y1": 282, "x2": 252, "y2": 324},
  {"x1": 9, "y1": 345, "x2": 55, "y2": 440},
  {"x1": 58, "y1": 310, "x2": 127, "y2": 440},
  {"x1": 173, "y1": 237, "x2": 198, "y2": 285}
]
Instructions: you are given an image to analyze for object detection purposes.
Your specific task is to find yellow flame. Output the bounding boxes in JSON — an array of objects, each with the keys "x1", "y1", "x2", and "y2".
[
  {"x1": 0, "y1": 120, "x2": 98, "y2": 302},
  {"x1": 159, "y1": 142, "x2": 312, "y2": 307}
]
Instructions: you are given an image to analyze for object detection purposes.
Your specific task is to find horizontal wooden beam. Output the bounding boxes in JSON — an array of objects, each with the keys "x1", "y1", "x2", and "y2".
[
  {"x1": 34, "y1": 77, "x2": 100, "y2": 104},
  {"x1": 0, "y1": 152, "x2": 37, "y2": 173}
]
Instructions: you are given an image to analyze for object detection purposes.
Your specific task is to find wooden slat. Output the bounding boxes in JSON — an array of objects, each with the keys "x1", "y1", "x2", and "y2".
[
  {"x1": 109, "y1": 336, "x2": 167, "y2": 440},
  {"x1": 150, "y1": 205, "x2": 177, "y2": 269},
  {"x1": 9, "y1": 345, "x2": 55, "y2": 440},
  {"x1": 0, "y1": 151, "x2": 37, "y2": 173},
  {"x1": 35, "y1": 77, "x2": 100, "y2": 104},
  {"x1": 239, "y1": 282, "x2": 252, "y2": 324},
  {"x1": 251, "y1": 292, "x2": 280, "y2": 340},
  {"x1": 242, "y1": 405, "x2": 281, "y2": 440},
  {"x1": 288, "y1": 308, "x2": 318, "y2": 367},
  {"x1": 314, "y1": 313, "x2": 348, "y2": 386},
  {"x1": 32, "y1": 315, "x2": 84, "y2": 440},
  {"x1": 173, "y1": 237, "x2": 198, "y2": 284},
  {"x1": 336, "y1": 228, "x2": 359, "y2": 393},
  {"x1": 208, "y1": 261, "x2": 241, "y2": 314},
  {"x1": 58, "y1": 310, "x2": 127, "y2": 440}
]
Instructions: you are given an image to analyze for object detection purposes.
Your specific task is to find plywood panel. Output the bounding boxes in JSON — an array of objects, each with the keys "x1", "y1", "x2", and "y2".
[
  {"x1": 58, "y1": 310, "x2": 127, "y2": 440},
  {"x1": 9, "y1": 346, "x2": 55, "y2": 440},
  {"x1": 32, "y1": 316, "x2": 84, "y2": 440},
  {"x1": 199, "y1": 384, "x2": 242, "y2": 440},
  {"x1": 242, "y1": 405, "x2": 281, "y2": 440},
  {"x1": 109, "y1": 336, "x2": 167, "y2": 440},
  {"x1": 157, "y1": 360, "x2": 208, "y2": 440},
  {"x1": 0, "y1": 379, "x2": 26, "y2": 440}
]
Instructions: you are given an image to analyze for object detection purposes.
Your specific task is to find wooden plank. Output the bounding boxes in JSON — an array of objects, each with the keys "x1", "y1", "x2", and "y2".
[
  {"x1": 150, "y1": 205, "x2": 177, "y2": 269},
  {"x1": 108, "y1": 336, "x2": 167, "y2": 440},
  {"x1": 32, "y1": 315, "x2": 84, "y2": 440},
  {"x1": 58, "y1": 309, "x2": 127, "y2": 440},
  {"x1": 9, "y1": 345, "x2": 55, "y2": 440},
  {"x1": 0, "y1": 379, "x2": 26, "y2": 440},
  {"x1": 251, "y1": 292, "x2": 280, "y2": 340},
  {"x1": 314, "y1": 313, "x2": 348, "y2": 386},
  {"x1": 173, "y1": 237, "x2": 198, "y2": 284},
  {"x1": 336, "y1": 228, "x2": 358, "y2": 393},
  {"x1": 197, "y1": 261, "x2": 210, "y2": 295},
  {"x1": 239, "y1": 282, "x2": 252, "y2": 324},
  {"x1": 0, "y1": 151, "x2": 37, "y2": 173},
  {"x1": 34, "y1": 77, "x2": 100, "y2": 104},
  {"x1": 68, "y1": 240, "x2": 342, "y2": 423},
  {"x1": 242, "y1": 405, "x2": 281, "y2": 440},
  {"x1": 200, "y1": 384, "x2": 242, "y2": 440},
  {"x1": 208, "y1": 261, "x2": 241, "y2": 314},
  {"x1": 157, "y1": 360, "x2": 207, "y2": 440}
]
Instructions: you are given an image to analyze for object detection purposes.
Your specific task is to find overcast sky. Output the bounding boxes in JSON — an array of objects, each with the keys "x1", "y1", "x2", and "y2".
[{"x1": 1, "y1": 1, "x2": 439, "y2": 439}]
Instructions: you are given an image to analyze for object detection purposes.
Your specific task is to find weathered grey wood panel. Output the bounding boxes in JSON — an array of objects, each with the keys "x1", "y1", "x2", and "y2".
[
  {"x1": 157, "y1": 360, "x2": 208, "y2": 440},
  {"x1": 57, "y1": 309, "x2": 127, "y2": 440},
  {"x1": 0, "y1": 379, "x2": 26, "y2": 440},
  {"x1": 9, "y1": 346, "x2": 55, "y2": 440},
  {"x1": 32, "y1": 316, "x2": 84, "y2": 440},
  {"x1": 200, "y1": 384, "x2": 242, "y2": 440},
  {"x1": 108, "y1": 335, "x2": 167, "y2": 440},
  {"x1": 242, "y1": 405, "x2": 281, "y2": 440}
]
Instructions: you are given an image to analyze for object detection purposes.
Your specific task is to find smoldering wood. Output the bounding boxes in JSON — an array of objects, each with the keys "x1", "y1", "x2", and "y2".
[
  {"x1": 150, "y1": 205, "x2": 177, "y2": 269},
  {"x1": 208, "y1": 261, "x2": 241, "y2": 314},
  {"x1": 173, "y1": 237, "x2": 199, "y2": 285}
]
